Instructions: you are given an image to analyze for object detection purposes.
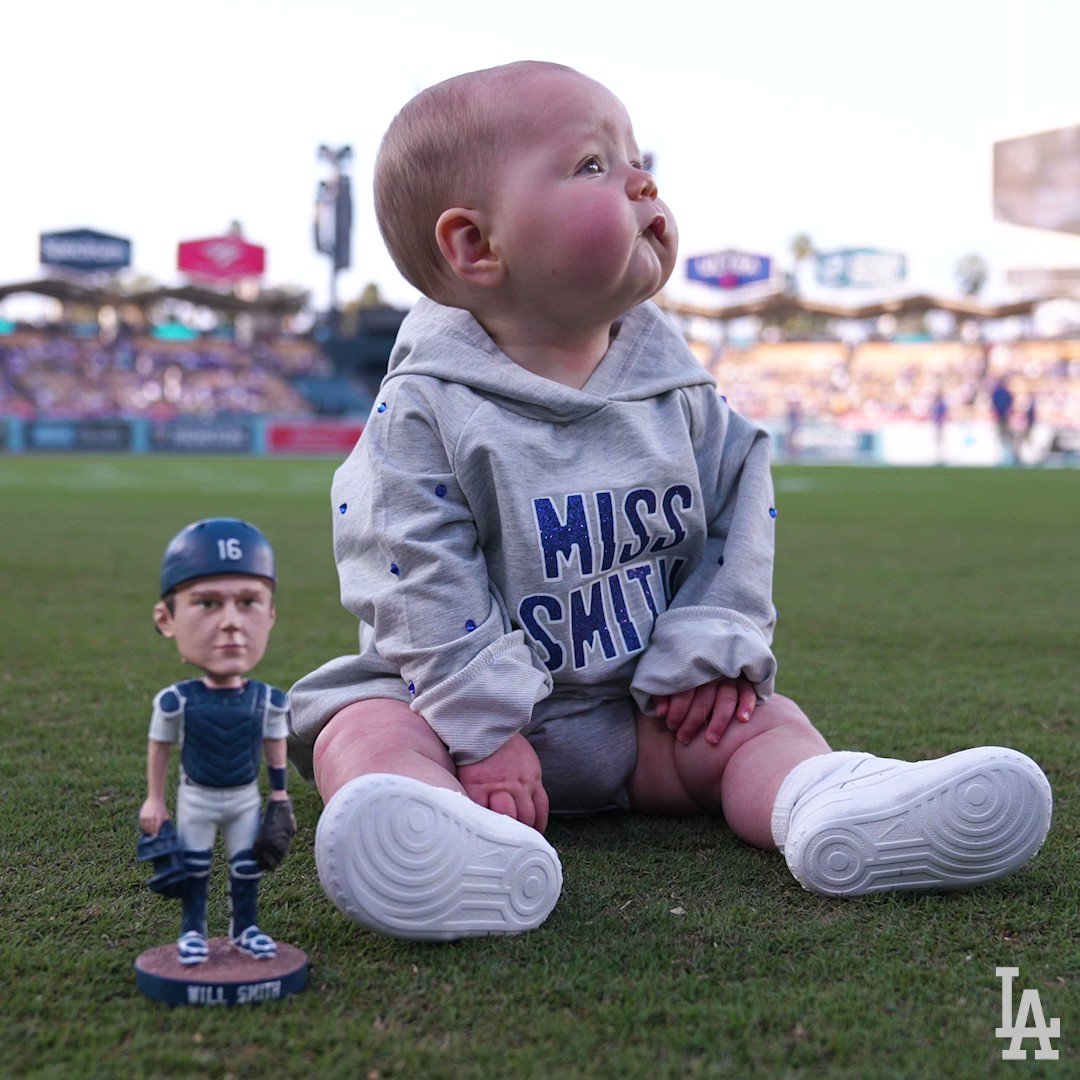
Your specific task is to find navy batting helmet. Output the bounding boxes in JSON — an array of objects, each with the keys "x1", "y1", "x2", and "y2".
[{"x1": 160, "y1": 518, "x2": 276, "y2": 597}]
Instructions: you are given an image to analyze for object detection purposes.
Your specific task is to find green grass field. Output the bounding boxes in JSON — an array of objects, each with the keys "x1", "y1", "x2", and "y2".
[{"x1": 1, "y1": 457, "x2": 1076, "y2": 1078}]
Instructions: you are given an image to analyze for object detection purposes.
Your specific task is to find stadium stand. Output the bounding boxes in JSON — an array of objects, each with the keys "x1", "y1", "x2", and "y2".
[
  {"x1": 701, "y1": 339, "x2": 1080, "y2": 429},
  {"x1": 2, "y1": 314, "x2": 1078, "y2": 451},
  {"x1": 0, "y1": 328, "x2": 337, "y2": 418}
]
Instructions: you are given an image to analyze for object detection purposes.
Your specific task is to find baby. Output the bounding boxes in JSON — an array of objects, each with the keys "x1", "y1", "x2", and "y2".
[{"x1": 288, "y1": 61, "x2": 1052, "y2": 940}]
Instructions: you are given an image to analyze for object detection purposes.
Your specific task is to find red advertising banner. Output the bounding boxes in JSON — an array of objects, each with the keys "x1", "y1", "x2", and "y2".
[
  {"x1": 266, "y1": 421, "x2": 364, "y2": 455},
  {"x1": 177, "y1": 235, "x2": 266, "y2": 279}
]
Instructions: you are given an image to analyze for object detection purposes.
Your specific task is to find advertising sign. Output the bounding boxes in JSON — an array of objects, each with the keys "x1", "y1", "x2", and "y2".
[
  {"x1": 39, "y1": 228, "x2": 132, "y2": 272},
  {"x1": 25, "y1": 419, "x2": 132, "y2": 452},
  {"x1": 177, "y1": 235, "x2": 266, "y2": 279},
  {"x1": 994, "y1": 124, "x2": 1080, "y2": 235},
  {"x1": 1006, "y1": 267, "x2": 1080, "y2": 295},
  {"x1": 686, "y1": 250, "x2": 772, "y2": 289},
  {"x1": 816, "y1": 248, "x2": 907, "y2": 288},
  {"x1": 266, "y1": 421, "x2": 364, "y2": 455},
  {"x1": 1049, "y1": 430, "x2": 1080, "y2": 455},
  {"x1": 149, "y1": 420, "x2": 253, "y2": 453},
  {"x1": 790, "y1": 424, "x2": 877, "y2": 460}
]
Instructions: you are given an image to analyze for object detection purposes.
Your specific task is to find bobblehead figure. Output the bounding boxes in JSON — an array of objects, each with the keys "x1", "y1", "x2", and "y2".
[{"x1": 135, "y1": 519, "x2": 306, "y2": 1004}]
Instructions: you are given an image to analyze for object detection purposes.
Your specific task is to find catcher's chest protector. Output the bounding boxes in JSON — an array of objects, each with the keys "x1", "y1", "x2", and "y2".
[{"x1": 177, "y1": 680, "x2": 268, "y2": 787}]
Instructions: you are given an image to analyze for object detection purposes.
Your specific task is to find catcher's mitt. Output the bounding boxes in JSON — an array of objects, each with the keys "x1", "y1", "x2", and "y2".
[{"x1": 253, "y1": 797, "x2": 297, "y2": 870}]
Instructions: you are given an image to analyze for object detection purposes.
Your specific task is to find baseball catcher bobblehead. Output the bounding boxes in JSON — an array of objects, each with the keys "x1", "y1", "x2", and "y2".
[{"x1": 135, "y1": 519, "x2": 307, "y2": 1004}]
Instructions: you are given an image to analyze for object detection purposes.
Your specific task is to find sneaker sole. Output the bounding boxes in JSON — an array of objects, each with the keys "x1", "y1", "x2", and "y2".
[
  {"x1": 315, "y1": 774, "x2": 563, "y2": 941},
  {"x1": 786, "y1": 748, "x2": 1052, "y2": 896}
]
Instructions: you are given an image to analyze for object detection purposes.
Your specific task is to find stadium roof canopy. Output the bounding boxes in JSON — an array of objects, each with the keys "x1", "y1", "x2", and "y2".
[
  {"x1": 0, "y1": 278, "x2": 308, "y2": 316},
  {"x1": 658, "y1": 292, "x2": 1046, "y2": 322},
  {"x1": 121, "y1": 284, "x2": 308, "y2": 316},
  {"x1": 0, "y1": 278, "x2": 111, "y2": 304}
]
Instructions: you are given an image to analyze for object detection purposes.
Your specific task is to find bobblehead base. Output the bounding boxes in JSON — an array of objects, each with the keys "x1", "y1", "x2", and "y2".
[{"x1": 134, "y1": 938, "x2": 308, "y2": 1007}]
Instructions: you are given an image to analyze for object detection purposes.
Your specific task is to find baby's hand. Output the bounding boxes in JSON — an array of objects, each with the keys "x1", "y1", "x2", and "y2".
[
  {"x1": 654, "y1": 677, "x2": 757, "y2": 747},
  {"x1": 457, "y1": 733, "x2": 549, "y2": 832}
]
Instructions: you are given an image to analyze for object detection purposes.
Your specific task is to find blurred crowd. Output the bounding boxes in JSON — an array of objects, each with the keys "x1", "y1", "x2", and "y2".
[
  {"x1": 697, "y1": 339, "x2": 1080, "y2": 431},
  {"x1": 2, "y1": 326, "x2": 1079, "y2": 435},
  {"x1": 0, "y1": 329, "x2": 331, "y2": 419}
]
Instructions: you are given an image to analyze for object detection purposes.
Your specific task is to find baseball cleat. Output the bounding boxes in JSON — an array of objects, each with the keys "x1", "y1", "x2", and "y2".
[
  {"x1": 232, "y1": 925, "x2": 277, "y2": 959},
  {"x1": 316, "y1": 773, "x2": 563, "y2": 941},
  {"x1": 177, "y1": 930, "x2": 209, "y2": 965},
  {"x1": 777, "y1": 747, "x2": 1052, "y2": 897}
]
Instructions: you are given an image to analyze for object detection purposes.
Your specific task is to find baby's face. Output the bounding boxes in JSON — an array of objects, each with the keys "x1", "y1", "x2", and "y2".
[{"x1": 486, "y1": 70, "x2": 678, "y2": 327}]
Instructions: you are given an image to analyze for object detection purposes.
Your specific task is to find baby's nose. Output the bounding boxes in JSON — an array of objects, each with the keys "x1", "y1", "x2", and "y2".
[{"x1": 627, "y1": 167, "x2": 658, "y2": 200}]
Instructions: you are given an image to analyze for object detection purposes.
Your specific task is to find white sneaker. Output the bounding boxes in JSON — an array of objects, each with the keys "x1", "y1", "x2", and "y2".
[
  {"x1": 775, "y1": 747, "x2": 1052, "y2": 897},
  {"x1": 315, "y1": 774, "x2": 563, "y2": 941}
]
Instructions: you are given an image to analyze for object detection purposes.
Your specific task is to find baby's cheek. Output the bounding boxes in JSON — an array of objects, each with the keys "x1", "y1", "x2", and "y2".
[{"x1": 555, "y1": 212, "x2": 630, "y2": 280}]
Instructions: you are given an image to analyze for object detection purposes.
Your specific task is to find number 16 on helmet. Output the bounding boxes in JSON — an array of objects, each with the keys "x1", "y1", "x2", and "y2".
[{"x1": 159, "y1": 518, "x2": 276, "y2": 597}]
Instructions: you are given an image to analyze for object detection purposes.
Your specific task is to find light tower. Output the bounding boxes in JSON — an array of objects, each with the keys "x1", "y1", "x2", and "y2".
[{"x1": 314, "y1": 144, "x2": 354, "y2": 337}]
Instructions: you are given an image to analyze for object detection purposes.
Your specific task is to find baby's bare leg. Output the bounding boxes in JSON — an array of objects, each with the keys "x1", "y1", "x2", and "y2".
[
  {"x1": 630, "y1": 699, "x2": 1052, "y2": 896},
  {"x1": 628, "y1": 694, "x2": 830, "y2": 849},
  {"x1": 312, "y1": 698, "x2": 463, "y2": 804},
  {"x1": 312, "y1": 698, "x2": 562, "y2": 941}
]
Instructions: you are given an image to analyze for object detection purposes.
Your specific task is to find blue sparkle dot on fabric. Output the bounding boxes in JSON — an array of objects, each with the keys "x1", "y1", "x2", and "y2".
[
  {"x1": 377, "y1": 402, "x2": 387, "y2": 413},
  {"x1": 769, "y1": 507, "x2": 778, "y2": 518},
  {"x1": 435, "y1": 484, "x2": 447, "y2": 498},
  {"x1": 717, "y1": 555, "x2": 725, "y2": 566},
  {"x1": 338, "y1": 503, "x2": 347, "y2": 514},
  {"x1": 390, "y1": 563, "x2": 400, "y2": 575},
  {"x1": 721, "y1": 395, "x2": 727, "y2": 402},
  {"x1": 465, "y1": 619, "x2": 477, "y2": 632},
  {"x1": 408, "y1": 682, "x2": 415, "y2": 696}
]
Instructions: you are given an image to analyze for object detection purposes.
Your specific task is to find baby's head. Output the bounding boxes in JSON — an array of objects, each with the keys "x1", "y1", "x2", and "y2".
[
  {"x1": 374, "y1": 61, "x2": 676, "y2": 317},
  {"x1": 375, "y1": 61, "x2": 570, "y2": 301}
]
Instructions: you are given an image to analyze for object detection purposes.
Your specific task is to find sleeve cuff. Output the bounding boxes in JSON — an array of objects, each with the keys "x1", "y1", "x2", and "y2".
[
  {"x1": 286, "y1": 656, "x2": 412, "y2": 781},
  {"x1": 630, "y1": 606, "x2": 777, "y2": 714},
  {"x1": 413, "y1": 632, "x2": 553, "y2": 765}
]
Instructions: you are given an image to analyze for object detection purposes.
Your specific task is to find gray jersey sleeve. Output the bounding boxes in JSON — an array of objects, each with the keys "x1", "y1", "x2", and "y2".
[
  {"x1": 331, "y1": 380, "x2": 553, "y2": 764},
  {"x1": 631, "y1": 388, "x2": 778, "y2": 710},
  {"x1": 147, "y1": 685, "x2": 184, "y2": 743},
  {"x1": 263, "y1": 688, "x2": 290, "y2": 740}
]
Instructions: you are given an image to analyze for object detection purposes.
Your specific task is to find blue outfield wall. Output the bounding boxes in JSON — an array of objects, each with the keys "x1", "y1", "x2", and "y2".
[
  {"x1": 4, "y1": 415, "x2": 877, "y2": 460},
  {"x1": 3, "y1": 416, "x2": 262, "y2": 454},
  {"x1": 0, "y1": 416, "x2": 368, "y2": 456},
  {"x1": 1, "y1": 415, "x2": 1076, "y2": 466}
]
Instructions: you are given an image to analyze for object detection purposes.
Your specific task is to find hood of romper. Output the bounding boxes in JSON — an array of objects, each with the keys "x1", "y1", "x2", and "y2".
[{"x1": 381, "y1": 296, "x2": 716, "y2": 424}]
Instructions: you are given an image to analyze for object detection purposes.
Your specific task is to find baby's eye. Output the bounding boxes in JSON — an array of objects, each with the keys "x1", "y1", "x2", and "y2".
[{"x1": 576, "y1": 156, "x2": 603, "y2": 176}]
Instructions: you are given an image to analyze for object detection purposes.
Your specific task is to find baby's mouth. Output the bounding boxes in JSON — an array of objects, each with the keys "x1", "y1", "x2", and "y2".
[{"x1": 645, "y1": 213, "x2": 667, "y2": 241}]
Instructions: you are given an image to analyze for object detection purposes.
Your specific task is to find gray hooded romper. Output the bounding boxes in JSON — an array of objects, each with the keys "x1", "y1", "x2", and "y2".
[{"x1": 289, "y1": 297, "x2": 778, "y2": 813}]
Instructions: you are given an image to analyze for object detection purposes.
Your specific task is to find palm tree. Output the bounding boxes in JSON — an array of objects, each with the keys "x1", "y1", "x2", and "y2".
[
  {"x1": 954, "y1": 253, "x2": 989, "y2": 296},
  {"x1": 788, "y1": 233, "x2": 816, "y2": 294}
]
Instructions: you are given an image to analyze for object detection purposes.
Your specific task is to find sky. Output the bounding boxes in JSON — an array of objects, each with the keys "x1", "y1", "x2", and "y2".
[{"x1": 3, "y1": 0, "x2": 1079, "y2": 317}]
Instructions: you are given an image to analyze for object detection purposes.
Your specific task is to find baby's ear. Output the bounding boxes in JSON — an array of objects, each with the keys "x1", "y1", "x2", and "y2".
[{"x1": 435, "y1": 208, "x2": 503, "y2": 288}]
